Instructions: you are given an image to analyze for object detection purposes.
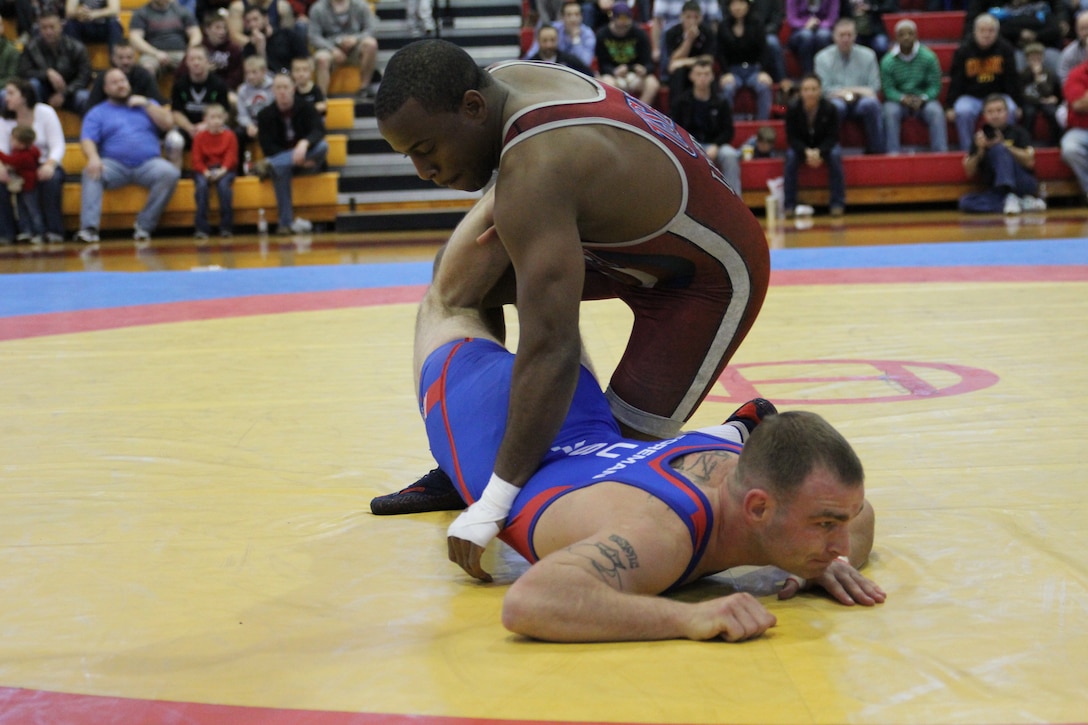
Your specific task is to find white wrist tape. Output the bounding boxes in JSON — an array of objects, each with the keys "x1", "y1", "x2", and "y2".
[
  {"x1": 446, "y1": 474, "x2": 520, "y2": 548},
  {"x1": 786, "y1": 574, "x2": 806, "y2": 590}
]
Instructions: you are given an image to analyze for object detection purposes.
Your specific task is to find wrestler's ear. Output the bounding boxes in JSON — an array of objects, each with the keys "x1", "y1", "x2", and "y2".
[
  {"x1": 461, "y1": 89, "x2": 487, "y2": 122},
  {"x1": 742, "y1": 489, "x2": 773, "y2": 524}
]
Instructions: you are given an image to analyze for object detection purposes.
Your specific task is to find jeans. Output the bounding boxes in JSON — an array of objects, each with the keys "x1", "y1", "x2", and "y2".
[
  {"x1": 194, "y1": 171, "x2": 236, "y2": 234},
  {"x1": 788, "y1": 27, "x2": 833, "y2": 74},
  {"x1": 953, "y1": 95, "x2": 1019, "y2": 150},
  {"x1": 1060, "y1": 127, "x2": 1088, "y2": 197},
  {"x1": 27, "y1": 77, "x2": 90, "y2": 115},
  {"x1": 784, "y1": 144, "x2": 844, "y2": 210},
  {"x1": 0, "y1": 165, "x2": 64, "y2": 240},
  {"x1": 266, "y1": 139, "x2": 328, "y2": 226},
  {"x1": 64, "y1": 17, "x2": 125, "y2": 48},
  {"x1": 763, "y1": 32, "x2": 787, "y2": 82},
  {"x1": 958, "y1": 143, "x2": 1038, "y2": 212},
  {"x1": 13, "y1": 187, "x2": 44, "y2": 237},
  {"x1": 81, "y1": 156, "x2": 181, "y2": 231},
  {"x1": 722, "y1": 64, "x2": 772, "y2": 120},
  {"x1": 883, "y1": 99, "x2": 949, "y2": 153},
  {"x1": 831, "y1": 95, "x2": 885, "y2": 154}
]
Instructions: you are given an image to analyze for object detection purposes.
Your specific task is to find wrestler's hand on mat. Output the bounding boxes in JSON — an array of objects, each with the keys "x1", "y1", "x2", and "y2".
[
  {"x1": 690, "y1": 593, "x2": 777, "y2": 642},
  {"x1": 778, "y1": 560, "x2": 886, "y2": 606},
  {"x1": 446, "y1": 475, "x2": 520, "y2": 582}
]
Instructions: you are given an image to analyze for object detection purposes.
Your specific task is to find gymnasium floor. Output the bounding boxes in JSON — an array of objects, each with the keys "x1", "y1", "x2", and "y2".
[{"x1": 1, "y1": 210, "x2": 1086, "y2": 724}]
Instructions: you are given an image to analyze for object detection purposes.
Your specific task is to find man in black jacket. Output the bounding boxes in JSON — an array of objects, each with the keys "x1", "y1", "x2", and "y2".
[
  {"x1": 669, "y1": 56, "x2": 740, "y2": 193},
  {"x1": 946, "y1": 13, "x2": 1023, "y2": 150},
  {"x1": 784, "y1": 73, "x2": 844, "y2": 216},
  {"x1": 17, "y1": 11, "x2": 92, "y2": 114},
  {"x1": 255, "y1": 71, "x2": 327, "y2": 234}
]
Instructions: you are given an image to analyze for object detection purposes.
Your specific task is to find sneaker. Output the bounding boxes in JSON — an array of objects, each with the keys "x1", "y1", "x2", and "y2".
[
  {"x1": 15, "y1": 232, "x2": 30, "y2": 243},
  {"x1": 251, "y1": 159, "x2": 272, "y2": 180},
  {"x1": 1020, "y1": 195, "x2": 1046, "y2": 212},
  {"x1": 1003, "y1": 192, "x2": 1021, "y2": 215},
  {"x1": 220, "y1": 229, "x2": 233, "y2": 238},
  {"x1": 795, "y1": 204, "x2": 815, "y2": 216},
  {"x1": 75, "y1": 227, "x2": 100, "y2": 243},
  {"x1": 724, "y1": 398, "x2": 779, "y2": 441},
  {"x1": 290, "y1": 217, "x2": 312, "y2": 234},
  {"x1": 133, "y1": 225, "x2": 151, "y2": 242},
  {"x1": 275, "y1": 223, "x2": 292, "y2": 236},
  {"x1": 370, "y1": 468, "x2": 466, "y2": 515},
  {"x1": 194, "y1": 230, "x2": 210, "y2": 240},
  {"x1": 45, "y1": 232, "x2": 65, "y2": 244},
  {"x1": 29, "y1": 235, "x2": 43, "y2": 246},
  {"x1": 829, "y1": 205, "x2": 844, "y2": 217}
]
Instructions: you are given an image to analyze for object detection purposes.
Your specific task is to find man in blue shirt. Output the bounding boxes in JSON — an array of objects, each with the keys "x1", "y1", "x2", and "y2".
[{"x1": 77, "y1": 68, "x2": 181, "y2": 243}]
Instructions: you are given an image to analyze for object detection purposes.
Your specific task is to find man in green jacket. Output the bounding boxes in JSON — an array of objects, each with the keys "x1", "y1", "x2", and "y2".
[{"x1": 880, "y1": 18, "x2": 948, "y2": 154}]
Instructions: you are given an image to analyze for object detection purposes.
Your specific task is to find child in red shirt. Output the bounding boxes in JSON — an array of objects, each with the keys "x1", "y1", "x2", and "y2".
[
  {"x1": 0, "y1": 125, "x2": 44, "y2": 243},
  {"x1": 191, "y1": 103, "x2": 239, "y2": 238}
]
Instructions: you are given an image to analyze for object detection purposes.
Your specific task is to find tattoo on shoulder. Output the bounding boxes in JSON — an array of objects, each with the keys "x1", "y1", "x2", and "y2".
[
  {"x1": 569, "y1": 534, "x2": 640, "y2": 589},
  {"x1": 671, "y1": 451, "x2": 722, "y2": 484}
]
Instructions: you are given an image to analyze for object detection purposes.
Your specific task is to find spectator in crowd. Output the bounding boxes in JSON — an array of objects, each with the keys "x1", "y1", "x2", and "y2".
[
  {"x1": 1018, "y1": 41, "x2": 1061, "y2": 144},
  {"x1": 1058, "y1": 10, "x2": 1087, "y2": 84},
  {"x1": 242, "y1": 5, "x2": 309, "y2": 76},
  {"x1": 235, "y1": 53, "x2": 274, "y2": 169},
  {"x1": 881, "y1": 18, "x2": 949, "y2": 153},
  {"x1": 959, "y1": 93, "x2": 1045, "y2": 213},
  {"x1": 528, "y1": 23, "x2": 596, "y2": 75},
  {"x1": 191, "y1": 103, "x2": 237, "y2": 239},
  {"x1": 253, "y1": 71, "x2": 327, "y2": 235},
  {"x1": 524, "y1": 0, "x2": 597, "y2": 68},
  {"x1": 989, "y1": 0, "x2": 1065, "y2": 72},
  {"x1": 175, "y1": 9, "x2": 244, "y2": 91},
  {"x1": 87, "y1": 39, "x2": 167, "y2": 109},
  {"x1": 228, "y1": 0, "x2": 294, "y2": 47},
  {"x1": 0, "y1": 125, "x2": 43, "y2": 243},
  {"x1": 946, "y1": 13, "x2": 1022, "y2": 151},
  {"x1": 665, "y1": 0, "x2": 717, "y2": 100},
  {"x1": 784, "y1": 73, "x2": 844, "y2": 216},
  {"x1": 129, "y1": 0, "x2": 203, "y2": 77},
  {"x1": 292, "y1": 55, "x2": 326, "y2": 114},
  {"x1": 0, "y1": 0, "x2": 37, "y2": 42},
  {"x1": 166, "y1": 44, "x2": 232, "y2": 164},
  {"x1": 533, "y1": 0, "x2": 566, "y2": 27},
  {"x1": 669, "y1": 56, "x2": 742, "y2": 193},
  {"x1": 595, "y1": 1, "x2": 659, "y2": 106},
  {"x1": 1060, "y1": 56, "x2": 1088, "y2": 205},
  {"x1": 750, "y1": 0, "x2": 787, "y2": 85},
  {"x1": 0, "y1": 79, "x2": 66, "y2": 244},
  {"x1": 0, "y1": 18, "x2": 18, "y2": 95},
  {"x1": 405, "y1": 0, "x2": 435, "y2": 37},
  {"x1": 77, "y1": 68, "x2": 181, "y2": 243},
  {"x1": 17, "y1": 11, "x2": 92, "y2": 114},
  {"x1": 717, "y1": 0, "x2": 772, "y2": 120},
  {"x1": 63, "y1": 0, "x2": 125, "y2": 50},
  {"x1": 307, "y1": 0, "x2": 379, "y2": 97},
  {"x1": 652, "y1": 0, "x2": 721, "y2": 70},
  {"x1": 816, "y1": 17, "x2": 884, "y2": 154},
  {"x1": 785, "y1": 0, "x2": 837, "y2": 75},
  {"x1": 739, "y1": 124, "x2": 779, "y2": 157},
  {"x1": 841, "y1": 0, "x2": 891, "y2": 57}
]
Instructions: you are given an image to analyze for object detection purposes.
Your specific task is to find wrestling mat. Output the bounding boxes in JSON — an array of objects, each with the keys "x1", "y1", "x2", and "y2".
[{"x1": 1, "y1": 238, "x2": 1085, "y2": 724}]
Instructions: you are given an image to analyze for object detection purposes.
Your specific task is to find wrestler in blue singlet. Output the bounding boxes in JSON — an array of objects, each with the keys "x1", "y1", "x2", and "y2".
[{"x1": 419, "y1": 338, "x2": 744, "y2": 589}]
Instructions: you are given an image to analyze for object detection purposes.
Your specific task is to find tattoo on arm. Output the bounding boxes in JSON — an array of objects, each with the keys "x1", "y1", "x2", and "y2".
[{"x1": 569, "y1": 535, "x2": 640, "y2": 590}]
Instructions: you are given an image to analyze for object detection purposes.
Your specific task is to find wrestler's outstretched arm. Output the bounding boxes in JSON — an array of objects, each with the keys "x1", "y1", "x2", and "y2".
[{"x1": 501, "y1": 526, "x2": 777, "y2": 643}]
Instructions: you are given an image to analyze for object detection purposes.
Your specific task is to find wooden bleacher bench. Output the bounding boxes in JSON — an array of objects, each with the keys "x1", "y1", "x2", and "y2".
[{"x1": 738, "y1": 149, "x2": 1079, "y2": 209}]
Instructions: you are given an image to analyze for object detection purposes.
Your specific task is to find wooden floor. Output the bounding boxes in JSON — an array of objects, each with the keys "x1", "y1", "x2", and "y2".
[{"x1": 1, "y1": 208, "x2": 1087, "y2": 725}]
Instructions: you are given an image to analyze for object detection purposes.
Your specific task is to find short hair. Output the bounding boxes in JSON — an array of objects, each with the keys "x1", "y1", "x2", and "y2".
[
  {"x1": 833, "y1": 16, "x2": 856, "y2": 32},
  {"x1": 186, "y1": 44, "x2": 209, "y2": 59},
  {"x1": 894, "y1": 18, "x2": 916, "y2": 34},
  {"x1": 112, "y1": 38, "x2": 133, "y2": 52},
  {"x1": 691, "y1": 55, "x2": 714, "y2": 71},
  {"x1": 244, "y1": 54, "x2": 268, "y2": 70},
  {"x1": 735, "y1": 411, "x2": 864, "y2": 500},
  {"x1": 12, "y1": 124, "x2": 36, "y2": 145},
  {"x1": 1023, "y1": 41, "x2": 1045, "y2": 56},
  {"x1": 801, "y1": 71, "x2": 822, "y2": 87},
  {"x1": 537, "y1": 24, "x2": 558, "y2": 39},
  {"x1": 983, "y1": 92, "x2": 1007, "y2": 108},
  {"x1": 975, "y1": 12, "x2": 999, "y2": 31},
  {"x1": 680, "y1": 0, "x2": 701, "y2": 13},
  {"x1": 756, "y1": 125, "x2": 776, "y2": 144},
  {"x1": 203, "y1": 9, "x2": 228, "y2": 26},
  {"x1": 375, "y1": 39, "x2": 492, "y2": 121},
  {"x1": 291, "y1": 55, "x2": 315, "y2": 69},
  {"x1": 203, "y1": 102, "x2": 227, "y2": 118}
]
